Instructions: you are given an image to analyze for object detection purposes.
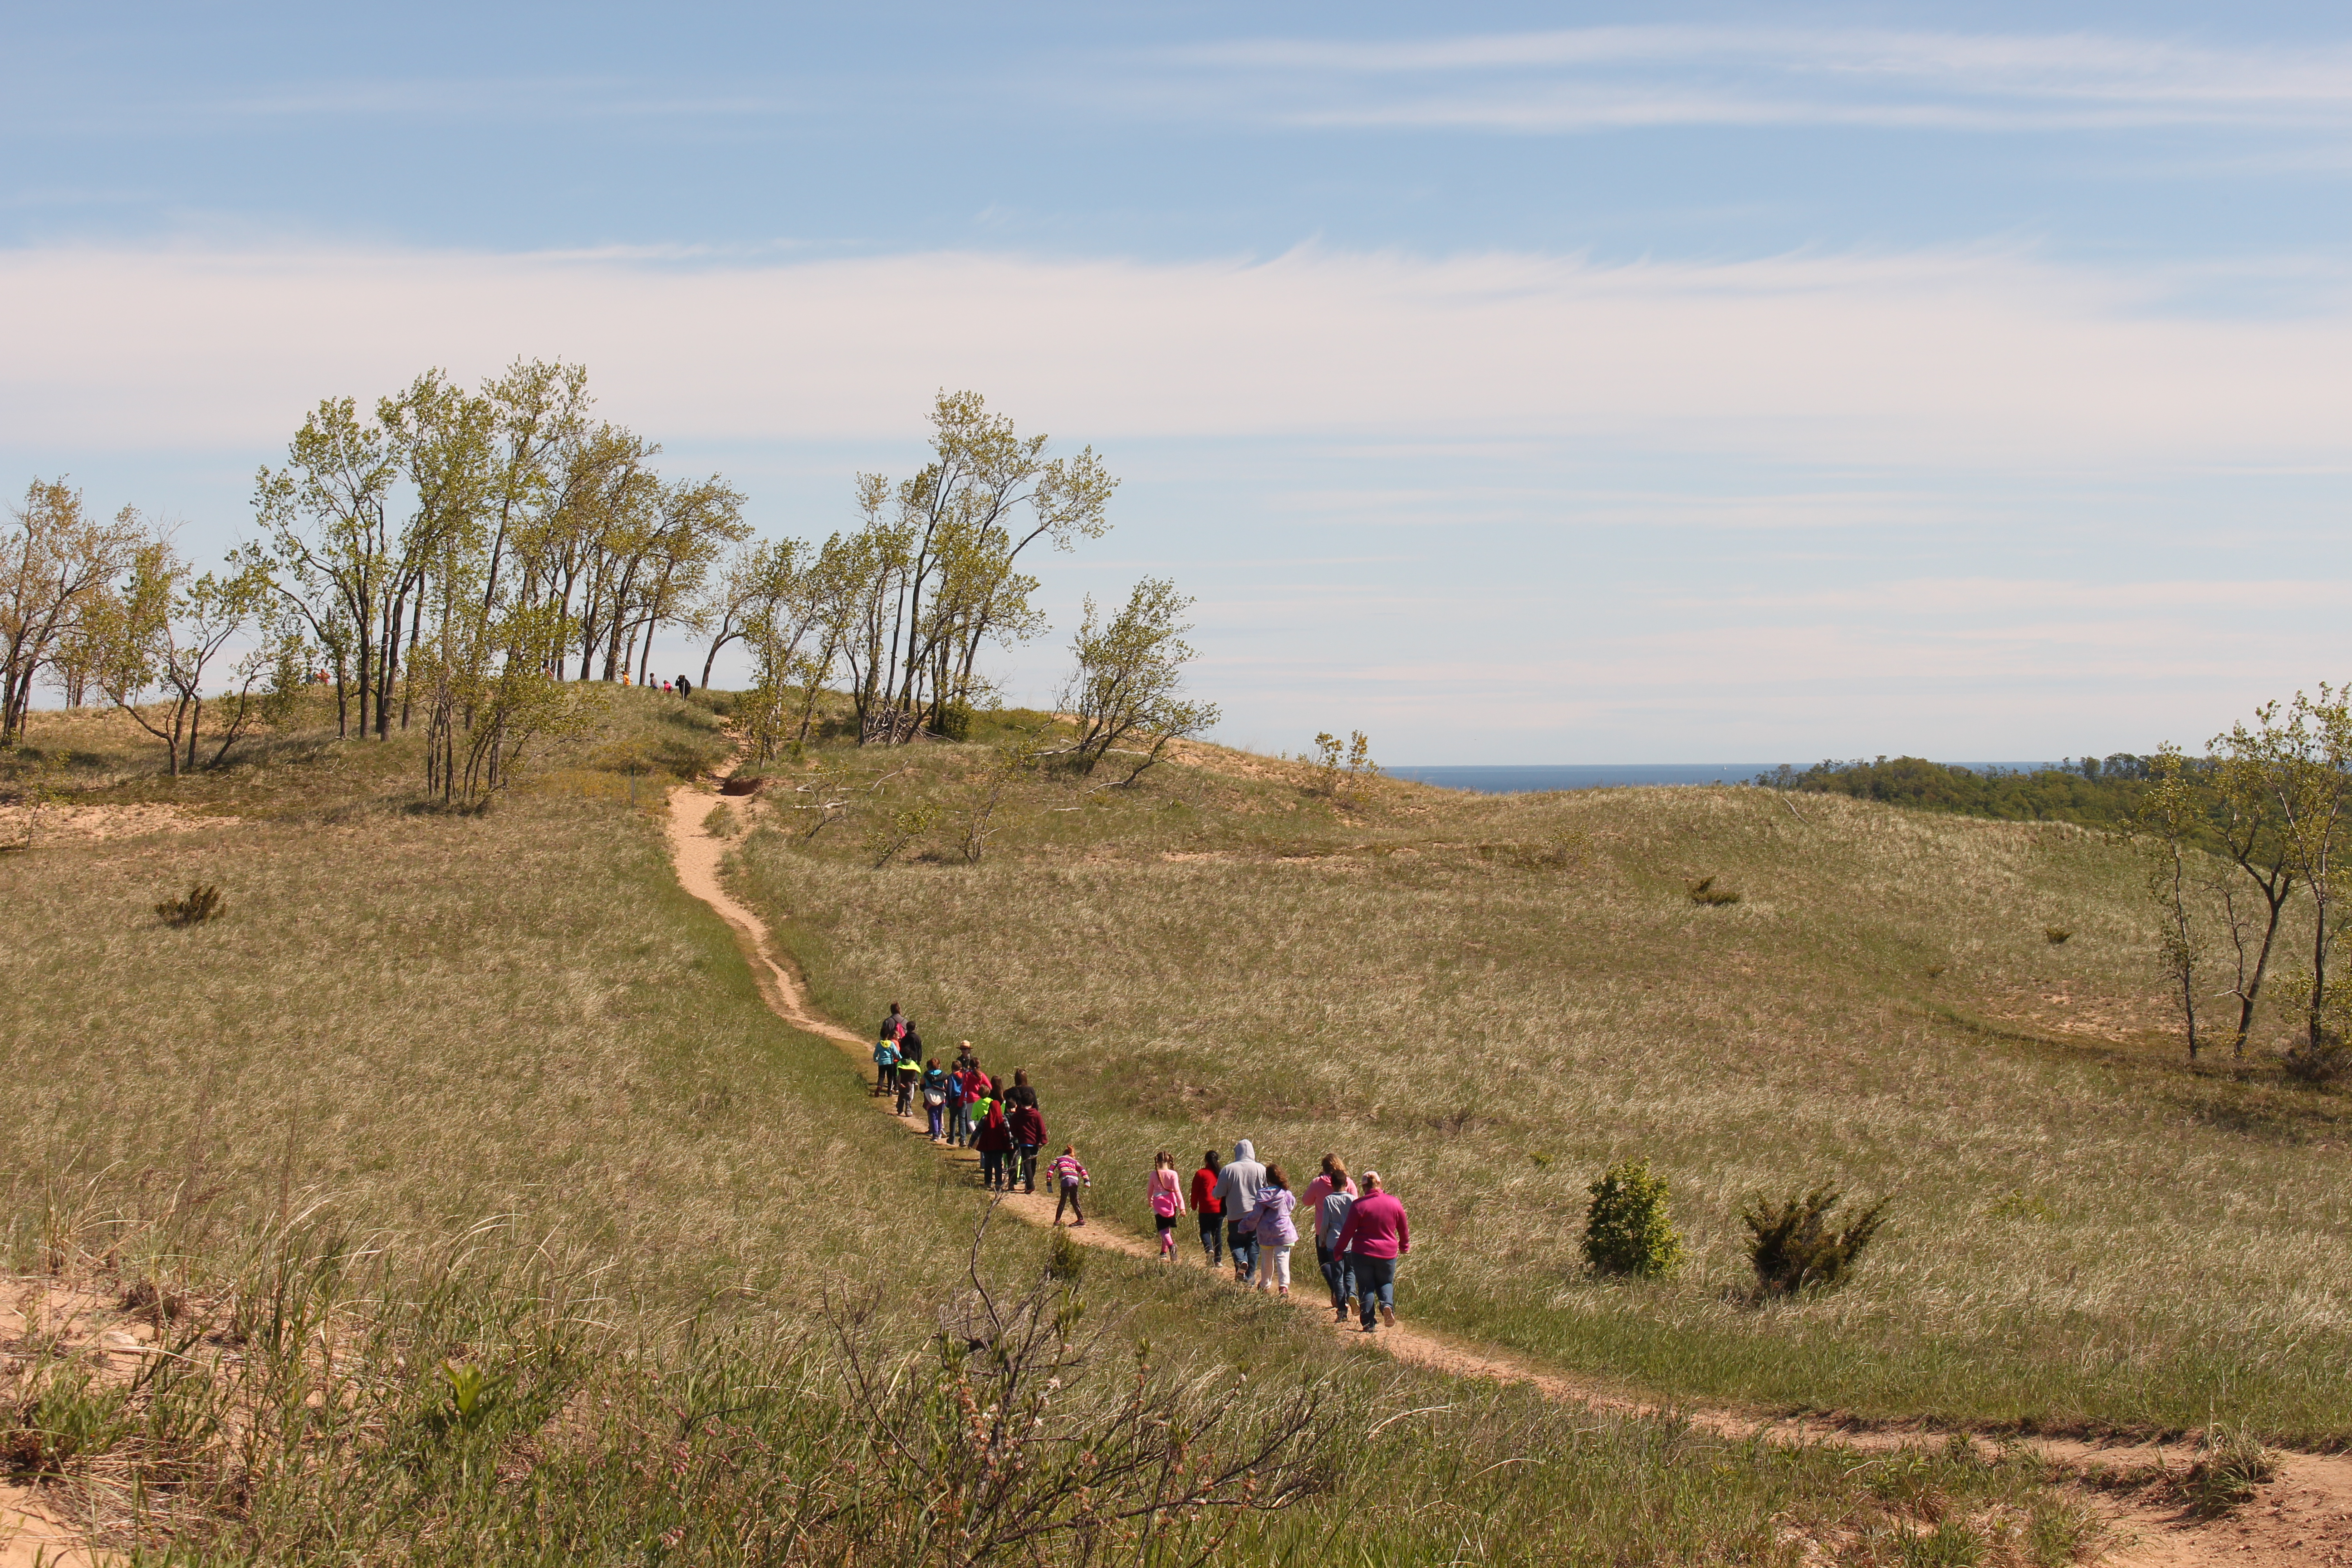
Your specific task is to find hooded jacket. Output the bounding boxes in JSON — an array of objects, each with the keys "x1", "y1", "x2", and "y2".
[
  {"x1": 972, "y1": 1104, "x2": 1014, "y2": 1152},
  {"x1": 1211, "y1": 1141, "x2": 1268, "y2": 1226},
  {"x1": 1008, "y1": 1105, "x2": 1047, "y2": 1147}
]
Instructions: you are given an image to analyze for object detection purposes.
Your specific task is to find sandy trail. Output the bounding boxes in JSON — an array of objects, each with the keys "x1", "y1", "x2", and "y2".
[{"x1": 664, "y1": 775, "x2": 2352, "y2": 1567}]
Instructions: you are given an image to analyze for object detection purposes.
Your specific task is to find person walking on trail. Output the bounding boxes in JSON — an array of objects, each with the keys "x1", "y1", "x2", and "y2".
[
  {"x1": 1147, "y1": 1151, "x2": 1186, "y2": 1260},
  {"x1": 1049, "y1": 1145, "x2": 1090, "y2": 1226},
  {"x1": 945, "y1": 1062, "x2": 971, "y2": 1146},
  {"x1": 973, "y1": 1098, "x2": 1014, "y2": 1191},
  {"x1": 894, "y1": 1049, "x2": 921, "y2": 1116},
  {"x1": 1252, "y1": 1164, "x2": 1299, "y2": 1296},
  {"x1": 1191, "y1": 1151, "x2": 1225, "y2": 1268},
  {"x1": 922, "y1": 1058, "x2": 949, "y2": 1141},
  {"x1": 1212, "y1": 1140, "x2": 1268, "y2": 1285},
  {"x1": 1008, "y1": 1100, "x2": 1047, "y2": 1192},
  {"x1": 872, "y1": 1033, "x2": 899, "y2": 1096},
  {"x1": 1334, "y1": 1171, "x2": 1410, "y2": 1333},
  {"x1": 882, "y1": 1003, "x2": 906, "y2": 1042},
  {"x1": 1303, "y1": 1155, "x2": 1360, "y2": 1319},
  {"x1": 1005, "y1": 1069, "x2": 1038, "y2": 1111}
]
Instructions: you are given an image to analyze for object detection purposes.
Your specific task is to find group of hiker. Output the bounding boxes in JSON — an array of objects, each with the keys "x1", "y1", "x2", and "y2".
[
  {"x1": 1167, "y1": 1143, "x2": 1409, "y2": 1333},
  {"x1": 871, "y1": 1010, "x2": 1409, "y2": 1333},
  {"x1": 872, "y1": 1006, "x2": 1090, "y2": 1225}
]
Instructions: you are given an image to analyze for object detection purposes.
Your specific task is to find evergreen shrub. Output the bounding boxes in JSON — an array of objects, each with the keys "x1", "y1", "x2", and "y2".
[
  {"x1": 1582, "y1": 1160, "x2": 1684, "y2": 1278},
  {"x1": 1742, "y1": 1183, "x2": 1887, "y2": 1298}
]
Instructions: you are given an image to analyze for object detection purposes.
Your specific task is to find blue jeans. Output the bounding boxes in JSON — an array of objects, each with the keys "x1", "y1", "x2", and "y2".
[
  {"x1": 1352, "y1": 1254, "x2": 1397, "y2": 1326},
  {"x1": 1198, "y1": 1214, "x2": 1224, "y2": 1264},
  {"x1": 948, "y1": 1104, "x2": 968, "y2": 1144},
  {"x1": 1227, "y1": 1224, "x2": 1259, "y2": 1279},
  {"x1": 1318, "y1": 1243, "x2": 1353, "y2": 1309}
]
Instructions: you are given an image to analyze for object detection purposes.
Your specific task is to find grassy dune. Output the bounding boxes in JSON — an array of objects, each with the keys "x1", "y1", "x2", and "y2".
[
  {"x1": 737, "y1": 731, "x2": 2352, "y2": 1446},
  {"x1": 0, "y1": 696, "x2": 2105, "y2": 1564}
]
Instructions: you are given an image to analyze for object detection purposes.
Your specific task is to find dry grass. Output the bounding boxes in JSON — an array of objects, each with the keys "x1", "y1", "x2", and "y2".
[
  {"x1": 0, "y1": 695, "x2": 2107, "y2": 1563},
  {"x1": 735, "y1": 730, "x2": 2352, "y2": 1445}
]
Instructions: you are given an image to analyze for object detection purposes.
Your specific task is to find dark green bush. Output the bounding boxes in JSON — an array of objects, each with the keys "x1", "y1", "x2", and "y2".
[
  {"x1": 1741, "y1": 1183, "x2": 1888, "y2": 1298},
  {"x1": 1687, "y1": 877, "x2": 1741, "y2": 906},
  {"x1": 155, "y1": 882, "x2": 225, "y2": 927},
  {"x1": 1583, "y1": 1159, "x2": 1685, "y2": 1278}
]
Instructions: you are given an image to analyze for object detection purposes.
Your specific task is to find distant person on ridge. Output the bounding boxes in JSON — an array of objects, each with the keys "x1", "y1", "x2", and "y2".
[
  {"x1": 1191, "y1": 1151, "x2": 1225, "y2": 1268},
  {"x1": 1334, "y1": 1171, "x2": 1410, "y2": 1333},
  {"x1": 1212, "y1": 1140, "x2": 1268, "y2": 1285},
  {"x1": 676, "y1": 675, "x2": 692, "y2": 699},
  {"x1": 1049, "y1": 1144, "x2": 1089, "y2": 1226},
  {"x1": 1303, "y1": 1155, "x2": 1359, "y2": 1319},
  {"x1": 1252, "y1": 1163, "x2": 1298, "y2": 1296},
  {"x1": 1009, "y1": 1098, "x2": 1047, "y2": 1192},
  {"x1": 1147, "y1": 1151, "x2": 1186, "y2": 1260}
]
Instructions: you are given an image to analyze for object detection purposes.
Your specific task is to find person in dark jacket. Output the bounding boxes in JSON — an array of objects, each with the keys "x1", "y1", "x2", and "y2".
[
  {"x1": 1008, "y1": 1102, "x2": 1048, "y2": 1192},
  {"x1": 972, "y1": 1101, "x2": 1015, "y2": 1191},
  {"x1": 1004, "y1": 1069, "x2": 1038, "y2": 1111}
]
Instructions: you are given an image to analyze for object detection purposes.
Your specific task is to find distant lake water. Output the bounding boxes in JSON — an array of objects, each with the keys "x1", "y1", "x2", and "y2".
[{"x1": 1387, "y1": 763, "x2": 2063, "y2": 794}]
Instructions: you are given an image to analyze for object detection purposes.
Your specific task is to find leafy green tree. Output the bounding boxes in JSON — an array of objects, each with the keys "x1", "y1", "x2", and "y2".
[
  {"x1": 2219, "y1": 690, "x2": 2352, "y2": 1056},
  {"x1": 2134, "y1": 746, "x2": 2212, "y2": 1059},
  {"x1": 0, "y1": 479, "x2": 143, "y2": 743},
  {"x1": 84, "y1": 536, "x2": 276, "y2": 776},
  {"x1": 1059, "y1": 578, "x2": 1220, "y2": 784}
]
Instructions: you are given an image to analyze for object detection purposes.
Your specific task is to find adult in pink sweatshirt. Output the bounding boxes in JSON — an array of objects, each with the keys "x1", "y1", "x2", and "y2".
[{"x1": 1333, "y1": 1172, "x2": 1409, "y2": 1333}]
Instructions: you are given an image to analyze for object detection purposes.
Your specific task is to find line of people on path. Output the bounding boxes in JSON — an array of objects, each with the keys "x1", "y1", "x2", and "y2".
[
  {"x1": 872, "y1": 1006, "x2": 1089, "y2": 1220},
  {"x1": 1162, "y1": 1142, "x2": 1410, "y2": 1333},
  {"x1": 870, "y1": 1011, "x2": 1405, "y2": 1332}
]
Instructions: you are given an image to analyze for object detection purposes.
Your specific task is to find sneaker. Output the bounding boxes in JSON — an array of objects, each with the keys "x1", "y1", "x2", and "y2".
[
  {"x1": 1379, "y1": 1304, "x2": 1395, "y2": 1328},
  {"x1": 1334, "y1": 1306, "x2": 1348, "y2": 1322},
  {"x1": 1361, "y1": 1323, "x2": 1377, "y2": 1333}
]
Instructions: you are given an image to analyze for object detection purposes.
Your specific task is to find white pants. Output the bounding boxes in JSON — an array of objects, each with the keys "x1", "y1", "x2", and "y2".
[{"x1": 1253, "y1": 1243, "x2": 1292, "y2": 1290}]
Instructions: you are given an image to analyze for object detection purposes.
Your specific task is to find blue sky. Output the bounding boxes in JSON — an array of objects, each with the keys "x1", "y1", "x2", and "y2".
[{"x1": 5, "y1": 2, "x2": 2349, "y2": 761}]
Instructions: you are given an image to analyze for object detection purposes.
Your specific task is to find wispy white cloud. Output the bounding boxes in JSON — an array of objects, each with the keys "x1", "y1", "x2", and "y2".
[
  {"x1": 1, "y1": 239, "x2": 2346, "y2": 472},
  {"x1": 1151, "y1": 25, "x2": 2352, "y2": 135}
]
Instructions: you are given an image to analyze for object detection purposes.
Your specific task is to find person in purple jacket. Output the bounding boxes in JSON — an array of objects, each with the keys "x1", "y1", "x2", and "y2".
[{"x1": 1251, "y1": 1163, "x2": 1300, "y2": 1296}]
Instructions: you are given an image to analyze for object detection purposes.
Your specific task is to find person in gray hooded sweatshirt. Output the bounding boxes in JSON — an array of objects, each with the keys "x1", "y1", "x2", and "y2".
[{"x1": 1210, "y1": 1139, "x2": 1268, "y2": 1285}]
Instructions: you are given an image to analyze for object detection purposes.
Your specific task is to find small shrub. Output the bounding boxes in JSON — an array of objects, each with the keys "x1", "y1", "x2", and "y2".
[
  {"x1": 1925, "y1": 964, "x2": 1947, "y2": 979},
  {"x1": 1741, "y1": 1182, "x2": 1888, "y2": 1298},
  {"x1": 1987, "y1": 1191, "x2": 2055, "y2": 1223},
  {"x1": 154, "y1": 883, "x2": 225, "y2": 927},
  {"x1": 1045, "y1": 1227, "x2": 1088, "y2": 1286},
  {"x1": 2043, "y1": 927, "x2": 2071, "y2": 945},
  {"x1": 701, "y1": 801, "x2": 740, "y2": 838},
  {"x1": 1688, "y1": 877, "x2": 1741, "y2": 906},
  {"x1": 2178, "y1": 1423, "x2": 2274, "y2": 1516},
  {"x1": 935, "y1": 703, "x2": 974, "y2": 742},
  {"x1": 2281, "y1": 1035, "x2": 2352, "y2": 1086},
  {"x1": 1582, "y1": 1159, "x2": 1685, "y2": 1279}
]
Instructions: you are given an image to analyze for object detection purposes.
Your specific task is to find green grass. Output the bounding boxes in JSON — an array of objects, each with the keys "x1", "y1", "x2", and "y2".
[
  {"x1": 0, "y1": 693, "x2": 2104, "y2": 1564},
  {"x1": 732, "y1": 727, "x2": 2352, "y2": 1447}
]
